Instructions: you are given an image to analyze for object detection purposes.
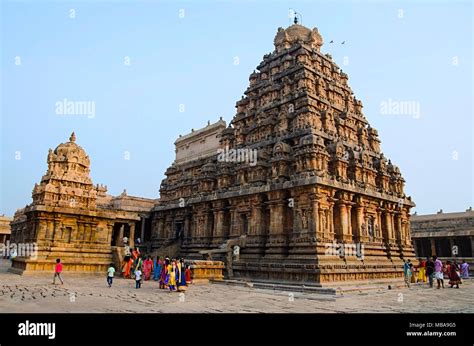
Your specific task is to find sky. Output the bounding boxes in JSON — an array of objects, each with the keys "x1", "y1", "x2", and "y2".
[{"x1": 1, "y1": 0, "x2": 472, "y2": 217}]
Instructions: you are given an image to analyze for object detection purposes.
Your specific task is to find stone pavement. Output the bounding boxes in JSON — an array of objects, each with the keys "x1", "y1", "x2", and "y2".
[{"x1": 0, "y1": 260, "x2": 472, "y2": 313}]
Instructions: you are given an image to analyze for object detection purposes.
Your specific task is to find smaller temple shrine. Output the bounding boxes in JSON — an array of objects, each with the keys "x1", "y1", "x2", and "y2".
[
  {"x1": 0, "y1": 215, "x2": 12, "y2": 247},
  {"x1": 10, "y1": 133, "x2": 155, "y2": 274}
]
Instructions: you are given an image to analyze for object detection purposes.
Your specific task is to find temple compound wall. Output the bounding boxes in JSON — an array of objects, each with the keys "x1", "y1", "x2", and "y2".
[
  {"x1": 9, "y1": 133, "x2": 155, "y2": 274},
  {"x1": 149, "y1": 22, "x2": 416, "y2": 284},
  {"x1": 411, "y1": 209, "x2": 474, "y2": 262}
]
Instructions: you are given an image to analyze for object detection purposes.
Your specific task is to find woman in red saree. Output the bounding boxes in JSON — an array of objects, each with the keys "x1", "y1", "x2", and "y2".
[
  {"x1": 447, "y1": 261, "x2": 461, "y2": 288},
  {"x1": 123, "y1": 257, "x2": 133, "y2": 279},
  {"x1": 143, "y1": 256, "x2": 154, "y2": 281}
]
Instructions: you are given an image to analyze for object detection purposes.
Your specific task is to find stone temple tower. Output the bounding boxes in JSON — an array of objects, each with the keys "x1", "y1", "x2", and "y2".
[
  {"x1": 32, "y1": 132, "x2": 100, "y2": 209},
  {"x1": 9, "y1": 133, "x2": 150, "y2": 274},
  {"x1": 152, "y1": 21, "x2": 416, "y2": 284}
]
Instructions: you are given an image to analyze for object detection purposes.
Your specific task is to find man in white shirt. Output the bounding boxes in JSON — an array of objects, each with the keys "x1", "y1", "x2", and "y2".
[
  {"x1": 135, "y1": 268, "x2": 142, "y2": 289},
  {"x1": 107, "y1": 264, "x2": 115, "y2": 288}
]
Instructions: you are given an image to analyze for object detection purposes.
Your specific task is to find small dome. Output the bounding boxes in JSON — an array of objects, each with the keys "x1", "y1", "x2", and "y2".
[
  {"x1": 274, "y1": 24, "x2": 323, "y2": 51},
  {"x1": 51, "y1": 132, "x2": 90, "y2": 168}
]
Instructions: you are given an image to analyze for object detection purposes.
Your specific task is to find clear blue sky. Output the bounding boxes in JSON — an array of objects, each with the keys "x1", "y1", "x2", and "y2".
[{"x1": 1, "y1": 0, "x2": 472, "y2": 216}]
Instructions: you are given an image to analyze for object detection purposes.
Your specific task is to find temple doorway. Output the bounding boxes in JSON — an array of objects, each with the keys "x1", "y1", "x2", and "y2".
[
  {"x1": 174, "y1": 221, "x2": 184, "y2": 240},
  {"x1": 111, "y1": 223, "x2": 130, "y2": 246}
]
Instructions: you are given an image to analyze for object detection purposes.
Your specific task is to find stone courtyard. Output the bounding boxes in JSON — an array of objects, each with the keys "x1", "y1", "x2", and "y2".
[{"x1": 0, "y1": 260, "x2": 471, "y2": 313}]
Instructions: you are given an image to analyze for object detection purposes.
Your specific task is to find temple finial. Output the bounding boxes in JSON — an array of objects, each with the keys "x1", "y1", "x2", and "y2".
[
  {"x1": 293, "y1": 11, "x2": 300, "y2": 25},
  {"x1": 70, "y1": 132, "x2": 76, "y2": 142}
]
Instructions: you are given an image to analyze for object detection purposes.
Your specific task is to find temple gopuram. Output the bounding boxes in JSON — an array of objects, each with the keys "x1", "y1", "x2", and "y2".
[
  {"x1": 150, "y1": 21, "x2": 416, "y2": 283},
  {"x1": 10, "y1": 133, "x2": 155, "y2": 274}
]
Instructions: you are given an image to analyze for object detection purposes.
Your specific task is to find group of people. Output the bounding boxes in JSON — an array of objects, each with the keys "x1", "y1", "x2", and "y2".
[
  {"x1": 403, "y1": 257, "x2": 469, "y2": 289},
  {"x1": 117, "y1": 248, "x2": 192, "y2": 291}
]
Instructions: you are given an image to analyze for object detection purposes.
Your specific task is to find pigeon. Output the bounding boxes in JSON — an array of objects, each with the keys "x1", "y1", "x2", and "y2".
[
  {"x1": 329, "y1": 40, "x2": 334, "y2": 44},
  {"x1": 341, "y1": 41, "x2": 345, "y2": 44}
]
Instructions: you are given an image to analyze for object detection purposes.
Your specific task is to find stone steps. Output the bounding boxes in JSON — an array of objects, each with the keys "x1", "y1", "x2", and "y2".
[
  {"x1": 211, "y1": 277, "x2": 408, "y2": 294},
  {"x1": 210, "y1": 279, "x2": 336, "y2": 294}
]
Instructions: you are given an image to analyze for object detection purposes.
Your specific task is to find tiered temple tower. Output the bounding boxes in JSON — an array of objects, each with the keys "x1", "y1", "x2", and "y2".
[
  {"x1": 10, "y1": 133, "x2": 155, "y2": 274},
  {"x1": 152, "y1": 21, "x2": 416, "y2": 283}
]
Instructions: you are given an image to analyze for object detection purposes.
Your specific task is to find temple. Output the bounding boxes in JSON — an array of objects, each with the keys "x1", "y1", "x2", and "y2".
[
  {"x1": 150, "y1": 22, "x2": 415, "y2": 283},
  {"x1": 0, "y1": 215, "x2": 12, "y2": 246},
  {"x1": 10, "y1": 21, "x2": 416, "y2": 283},
  {"x1": 9, "y1": 133, "x2": 155, "y2": 274}
]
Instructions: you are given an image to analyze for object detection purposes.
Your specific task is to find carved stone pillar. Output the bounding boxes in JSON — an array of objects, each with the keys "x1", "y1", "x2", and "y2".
[
  {"x1": 328, "y1": 199, "x2": 335, "y2": 240},
  {"x1": 395, "y1": 213, "x2": 402, "y2": 244},
  {"x1": 204, "y1": 212, "x2": 211, "y2": 239},
  {"x1": 184, "y1": 214, "x2": 191, "y2": 238},
  {"x1": 116, "y1": 224, "x2": 124, "y2": 246},
  {"x1": 375, "y1": 208, "x2": 383, "y2": 242},
  {"x1": 355, "y1": 205, "x2": 368, "y2": 242},
  {"x1": 213, "y1": 209, "x2": 221, "y2": 237},
  {"x1": 390, "y1": 212, "x2": 396, "y2": 242},
  {"x1": 336, "y1": 201, "x2": 351, "y2": 242},
  {"x1": 211, "y1": 207, "x2": 225, "y2": 245},
  {"x1": 430, "y1": 239, "x2": 436, "y2": 256},
  {"x1": 140, "y1": 217, "x2": 146, "y2": 242},
  {"x1": 346, "y1": 203, "x2": 353, "y2": 241},
  {"x1": 165, "y1": 216, "x2": 173, "y2": 239},
  {"x1": 403, "y1": 220, "x2": 410, "y2": 246},
  {"x1": 129, "y1": 222, "x2": 135, "y2": 248},
  {"x1": 310, "y1": 194, "x2": 321, "y2": 239},
  {"x1": 383, "y1": 211, "x2": 391, "y2": 243},
  {"x1": 86, "y1": 223, "x2": 93, "y2": 242},
  {"x1": 229, "y1": 207, "x2": 240, "y2": 237},
  {"x1": 42, "y1": 220, "x2": 50, "y2": 239},
  {"x1": 269, "y1": 200, "x2": 284, "y2": 235},
  {"x1": 265, "y1": 192, "x2": 288, "y2": 257},
  {"x1": 250, "y1": 204, "x2": 263, "y2": 236},
  {"x1": 47, "y1": 220, "x2": 54, "y2": 240},
  {"x1": 156, "y1": 217, "x2": 164, "y2": 239},
  {"x1": 77, "y1": 223, "x2": 83, "y2": 242}
]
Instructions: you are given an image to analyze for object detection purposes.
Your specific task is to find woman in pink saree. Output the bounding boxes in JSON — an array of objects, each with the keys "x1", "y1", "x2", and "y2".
[{"x1": 142, "y1": 256, "x2": 154, "y2": 281}]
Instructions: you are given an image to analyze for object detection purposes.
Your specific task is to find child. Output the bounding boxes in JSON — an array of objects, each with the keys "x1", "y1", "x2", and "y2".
[
  {"x1": 107, "y1": 264, "x2": 115, "y2": 288},
  {"x1": 185, "y1": 264, "x2": 192, "y2": 285},
  {"x1": 53, "y1": 258, "x2": 64, "y2": 285},
  {"x1": 135, "y1": 267, "x2": 142, "y2": 289}
]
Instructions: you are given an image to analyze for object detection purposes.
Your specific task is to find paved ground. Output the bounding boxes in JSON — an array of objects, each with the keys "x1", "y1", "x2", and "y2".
[{"x1": 0, "y1": 260, "x2": 472, "y2": 313}]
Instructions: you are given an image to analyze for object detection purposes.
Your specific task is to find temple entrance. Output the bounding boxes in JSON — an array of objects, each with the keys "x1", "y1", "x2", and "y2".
[
  {"x1": 111, "y1": 223, "x2": 130, "y2": 246},
  {"x1": 174, "y1": 221, "x2": 184, "y2": 240}
]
